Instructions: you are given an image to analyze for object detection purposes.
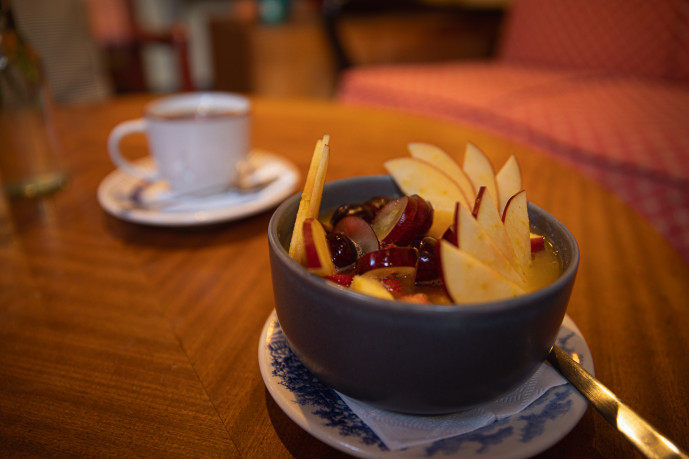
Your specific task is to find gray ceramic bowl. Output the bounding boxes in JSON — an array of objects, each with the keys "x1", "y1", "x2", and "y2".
[{"x1": 268, "y1": 175, "x2": 579, "y2": 414}]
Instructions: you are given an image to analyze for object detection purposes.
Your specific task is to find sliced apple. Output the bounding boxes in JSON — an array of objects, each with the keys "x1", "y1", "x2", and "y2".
[
  {"x1": 439, "y1": 240, "x2": 525, "y2": 304},
  {"x1": 349, "y1": 275, "x2": 394, "y2": 300},
  {"x1": 455, "y1": 202, "x2": 525, "y2": 286},
  {"x1": 473, "y1": 186, "x2": 517, "y2": 265},
  {"x1": 463, "y1": 142, "x2": 498, "y2": 210},
  {"x1": 384, "y1": 157, "x2": 470, "y2": 238},
  {"x1": 530, "y1": 234, "x2": 545, "y2": 253},
  {"x1": 407, "y1": 143, "x2": 474, "y2": 206},
  {"x1": 289, "y1": 135, "x2": 331, "y2": 264},
  {"x1": 496, "y1": 155, "x2": 523, "y2": 215},
  {"x1": 502, "y1": 190, "x2": 531, "y2": 272},
  {"x1": 302, "y1": 218, "x2": 335, "y2": 276}
]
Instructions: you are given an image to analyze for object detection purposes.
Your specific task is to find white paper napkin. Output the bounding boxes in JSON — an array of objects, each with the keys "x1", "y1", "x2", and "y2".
[{"x1": 337, "y1": 363, "x2": 566, "y2": 451}]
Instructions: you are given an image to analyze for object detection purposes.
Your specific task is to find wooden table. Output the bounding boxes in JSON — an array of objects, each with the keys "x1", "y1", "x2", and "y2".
[{"x1": 1, "y1": 95, "x2": 688, "y2": 457}]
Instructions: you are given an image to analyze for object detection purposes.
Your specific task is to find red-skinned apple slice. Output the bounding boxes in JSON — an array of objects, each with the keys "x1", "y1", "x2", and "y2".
[
  {"x1": 407, "y1": 143, "x2": 474, "y2": 205},
  {"x1": 439, "y1": 240, "x2": 525, "y2": 303},
  {"x1": 371, "y1": 196, "x2": 417, "y2": 245},
  {"x1": 355, "y1": 247, "x2": 418, "y2": 275},
  {"x1": 473, "y1": 186, "x2": 517, "y2": 264},
  {"x1": 384, "y1": 157, "x2": 470, "y2": 238},
  {"x1": 333, "y1": 215, "x2": 380, "y2": 255},
  {"x1": 530, "y1": 234, "x2": 545, "y2": 252},
  {"x1": 502, "y1": 190, "x2": 531, "y2": 273},
  {"x1": 455, "y1": 202, "x2": 525, "y2": 286},
  {"x1": 496, "y1": 155, "x2": 523, "y2": 215},
  {"x1": 302, "y1": 218, "x2": 335, "y2": 276},
  {"x1": 463, "y1": 142, "x2": 498, "y2": 211},
  {"x1": 289, "y1": 135, "x2": 330, "y2": 264}
]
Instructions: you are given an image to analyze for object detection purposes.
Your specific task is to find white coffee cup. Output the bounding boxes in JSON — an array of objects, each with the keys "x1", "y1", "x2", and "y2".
[{"x1": 108, "y1": 92, "x2": 250, "y2": 195}]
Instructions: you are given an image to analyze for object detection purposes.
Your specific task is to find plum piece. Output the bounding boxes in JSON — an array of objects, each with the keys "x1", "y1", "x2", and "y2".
[
  {"x1": 325, "y1": 232, "x2": 358, "y2": 268},
  {"x1": 333, "y1": 215, "x2": 380, "y2": 255},
  {"x1": 330, "y1": 203, "x2": 377, "y2": 227},
  {"x1": 411, "y1": 236, "x2": 440, "y2": 284},
  {"x1": 371, "y1": 196, "x2": 417, "y2": 245}
]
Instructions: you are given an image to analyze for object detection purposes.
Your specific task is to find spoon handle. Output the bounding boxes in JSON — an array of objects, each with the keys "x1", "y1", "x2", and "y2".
[{"x1": 547, "y1": 345, "x2": 688, "y2": 459}]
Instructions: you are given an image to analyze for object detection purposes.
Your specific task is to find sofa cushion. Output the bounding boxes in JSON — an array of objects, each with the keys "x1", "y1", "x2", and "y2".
[
  {"x1": 493, "y1": 76, "x2": 689, "y2": 182},
  {"x1": 338, "y1": 61, "x2": 595, "y2": 119},
  {"x1": 498, "y1": 0, "x2": 689, "y2": 82},
  {"x1": 337, "y1": 63, "x2": 689, "y2": 262},
  {"x1": 486, "y1": 77, "x2": 689, "y2": 263}
]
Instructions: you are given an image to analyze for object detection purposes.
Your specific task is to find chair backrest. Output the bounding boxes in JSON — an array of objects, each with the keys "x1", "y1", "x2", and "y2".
[
  {"x1": 322, "y1": 0, "x2": 505, "y2": 72},
  {"x1": 84, "y1": 0, "x2": 193, "y2": 94},
  {"x1": 498, "y1": 0, "x2": 689, "y2": 81}
]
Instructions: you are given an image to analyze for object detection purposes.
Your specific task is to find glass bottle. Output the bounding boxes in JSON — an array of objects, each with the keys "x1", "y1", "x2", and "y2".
[{"x1": 0, "y1": 0, "x2": 67, "y2": 198}]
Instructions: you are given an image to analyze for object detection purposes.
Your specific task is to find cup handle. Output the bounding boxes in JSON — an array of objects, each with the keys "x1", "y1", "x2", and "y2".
[{"x1": 107, "y1": 118, "x2": 159, "y2": 182}]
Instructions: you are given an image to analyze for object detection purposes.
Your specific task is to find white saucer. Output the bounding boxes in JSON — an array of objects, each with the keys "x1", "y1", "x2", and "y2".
[
  {"x1": 97, "y1": 150, "x2": 299, "y2": 226},
  {"x1": 258, "y1": 310, "x2": 593, "y2": 458}
]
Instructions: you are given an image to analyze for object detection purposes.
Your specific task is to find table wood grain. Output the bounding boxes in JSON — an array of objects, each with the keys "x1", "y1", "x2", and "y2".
[{"x1": 1, "y1": 95, "x2": 687, "y2": 458}]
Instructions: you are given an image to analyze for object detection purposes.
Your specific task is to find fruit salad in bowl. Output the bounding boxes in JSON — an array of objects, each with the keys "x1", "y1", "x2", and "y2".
[
  {"x1": 287, "y1": 137, "x2": 562, "y2": 305},
  {"x1": 268, "y1": 136, "x2": 579, "y2": 414}
]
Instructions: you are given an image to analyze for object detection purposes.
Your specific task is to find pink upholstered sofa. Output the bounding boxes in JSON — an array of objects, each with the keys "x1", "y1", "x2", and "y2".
[{"x1": 336, "y1": 0, "x2": 689, "y2": 263}]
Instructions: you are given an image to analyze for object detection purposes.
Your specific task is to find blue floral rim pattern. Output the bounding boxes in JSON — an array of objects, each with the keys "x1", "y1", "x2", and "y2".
[{"x1": 259, "y1": 312, "x2": 591, "y2": 458}]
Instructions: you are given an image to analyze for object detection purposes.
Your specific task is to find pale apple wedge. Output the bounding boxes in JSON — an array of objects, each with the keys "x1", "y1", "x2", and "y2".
[
  {"x1": 502, "y1": 190, "x2": 531, "y2": 273},
  {"x1": 455, "y1": 202, "x2": 525, "y2": 287},
  {"x1": 496, "y1": 155, "x2": 523, "y2": 215},
  {"x1": 439, "y1": 240, "x2": 526, "y2": 304},
  {"x1": 463, "y1": 142, "x2": 498, "y2": 209},
  {"x1": 473, "y1": 186, "x2": 517, "y2": 265},
  {"x1": 289, "y1": 135, "x2": 330, "y2": 264},
  {"x1": 384, "y1": 157, "x2": 470, "y2": 238},
  {"x1": 407, "y1": 142, "x2": 474, "y2": 206},
  {"x1": 349, "y1": 275, "x2": 394, "y2": 300}
]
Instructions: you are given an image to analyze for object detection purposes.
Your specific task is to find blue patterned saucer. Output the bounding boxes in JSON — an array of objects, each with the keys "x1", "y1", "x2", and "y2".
[{"x1": 258, "y1": 311, "x2": 592, "y2": 458}]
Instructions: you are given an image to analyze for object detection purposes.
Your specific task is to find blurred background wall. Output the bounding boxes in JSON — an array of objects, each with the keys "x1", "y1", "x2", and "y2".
[{"x1": 11, "y1": 0, "x2": 510, "y2": 102}]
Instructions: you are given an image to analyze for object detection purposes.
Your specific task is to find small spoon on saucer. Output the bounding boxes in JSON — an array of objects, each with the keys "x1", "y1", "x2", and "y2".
[
  {"x1": 122, "y1": 157, "x2": 282, "y2": 211},
  {"x1": 547, "y1": 345, "x2": 688, "y2": 458}
]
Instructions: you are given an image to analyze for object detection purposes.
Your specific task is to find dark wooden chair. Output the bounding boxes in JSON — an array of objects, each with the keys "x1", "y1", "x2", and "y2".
[{"x1": 321, "y1": 0, "x2": 505, "y2": 73}]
